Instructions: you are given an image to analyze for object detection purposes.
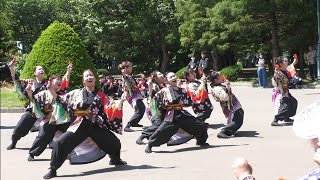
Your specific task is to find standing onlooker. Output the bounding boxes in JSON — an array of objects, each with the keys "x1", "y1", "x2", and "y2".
[
  {"x1": 307, "y1": 46, "x2": 317, "y2": 81},
  {"x1": 137, "y1": 74, "x2": 148, "y2": 98},
  {"x1": 188, "y1": 53, "x2": 198, "y2": 71},
  {"x1": 256, "y1": 53, "x2": 267, "y2": 88},
  {"x1": 199, "y1": 51, "x2": 210, "y2": 77}
]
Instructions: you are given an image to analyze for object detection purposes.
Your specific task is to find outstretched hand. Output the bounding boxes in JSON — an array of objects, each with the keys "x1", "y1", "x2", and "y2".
[{"x1": 67, "y1": 63, "x2": 73, "y2": 74}]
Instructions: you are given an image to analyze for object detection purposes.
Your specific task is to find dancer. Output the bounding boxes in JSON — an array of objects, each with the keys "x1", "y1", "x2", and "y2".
[
  {"x1": 136, "y1": 70, "x2": 165, "y2": 144},
  {"x1": 184, "y1": 69, "x2": 213, "y2": 122},
  {"x1": 7, "y1": 58, "x2": 70, "y2": 150},
  {"x1": 166, "y1": 69, "x2": 213, "y2": 146},
  {"x1": 43, "y1": 69, "x2": 126, "y2": 179},
  {"x1": 145, "y1": 72, "x2": 209, "y2": 153},
  {"x1": 271, "y1": 56, "x2": 298, "y2": 126},
  {"x1": 118, "y1": 61, "x2": 146, "y2": 132},
  {"x1": 209, "y1": 71, "x2": 244, "y2": 138},
  {"x1": 26, "y1": 73, "x2": 71, "y2": 161}
]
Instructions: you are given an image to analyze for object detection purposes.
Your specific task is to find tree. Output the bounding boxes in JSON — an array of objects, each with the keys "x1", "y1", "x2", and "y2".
[{"x1": 20, "y1": 21, "x2": 96, "y2": 88}]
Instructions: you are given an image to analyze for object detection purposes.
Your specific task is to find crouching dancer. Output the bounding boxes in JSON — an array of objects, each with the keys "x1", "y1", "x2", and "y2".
[
  {"x1": 43, "y1": 69, "x2": 126, "y2": 179},
  {"x1": 145, "y1": 72, "x2": 209, "y2": 153},
  {"x1": 209, "y1": 71, "x2": 244, "y2": 138}
]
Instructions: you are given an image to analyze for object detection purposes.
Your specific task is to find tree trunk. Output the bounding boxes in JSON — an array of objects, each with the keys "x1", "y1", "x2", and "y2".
[
  {"x1": 298, "y1": 48, "x2": 305, "y2": 78},
  {"x1": 270, "y1": 11, "x2": 280, "y2": 63},
  {"x1": 160, "y1": 43, "x2": 169, "y2": 73},
  {"x1": 211, "y1": 49, "x2": 219, "y2": 71}
]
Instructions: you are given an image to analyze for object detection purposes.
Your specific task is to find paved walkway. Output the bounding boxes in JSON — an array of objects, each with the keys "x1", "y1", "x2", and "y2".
[{"x1": 1, "y1": 87, "x2": 320, "y2": 180}]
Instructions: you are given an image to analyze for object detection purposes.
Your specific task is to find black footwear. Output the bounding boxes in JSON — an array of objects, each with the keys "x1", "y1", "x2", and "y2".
[
  {"x1": 7, "y1": 140, "x2": 18, "y2": 150},
  {"x1": 136, "y1": 136, "x2": 146, "y2": 145},
  {"x1": 30, "y1": 125, "x2": 39, "y2": 132},
  {"x1": 28, "y1": 154, "x2": 34, "y2": 161},
  {"x1": 196, "y1": 142, "x2": 209, "y2": 147},
  {"x1": 271, "y1": 121, "x2": 282, "y2": 126},
  {"x1": 48, "y1": 141, "x2": 54, "y2": 149},
  {"x1": 130, "y1": 123, "x2": 143, "y2": 127},
  {"x1": 43, "y1": 168, "x2": 57, "y2": 179},
  {"x1": 217, "y1": 132, "x2": 231, "y2": 139},
  {"x1": 145, "y1": 145, "x2": 152, "y2": 153},
  {"x1": 124, "y1": 127, "x2": 134, "y2": 132},
  {"x1": 284, "y1": 118, "x2": 294, "y2": 123},
  {"x1": 109, "y1": 159, "x2": 127, "y2": 166}
]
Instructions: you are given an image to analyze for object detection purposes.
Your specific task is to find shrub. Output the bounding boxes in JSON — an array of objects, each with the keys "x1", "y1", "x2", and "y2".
[
  {"x1": 97, "y1": 68, "x2": 109, "y2": 76},
  {"x1": 220, "y1": 64, "x2": 242, "y2": 81},
  {"x1": 20, "y1": 21, "x2": 96, "y2": 89},
  {"x1": 176, "y1": 66, "x2": 188, "y2": 79}
]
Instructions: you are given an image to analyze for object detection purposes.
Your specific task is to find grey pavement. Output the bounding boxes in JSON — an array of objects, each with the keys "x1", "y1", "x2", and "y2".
[{"x1": 1, "y1": 86, "x2": 320, "y2": 180}]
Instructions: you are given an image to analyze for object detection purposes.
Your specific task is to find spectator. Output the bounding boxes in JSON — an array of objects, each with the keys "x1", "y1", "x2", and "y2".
[
  {"x1": 256, "y1": 53, "x2": 267, "y2": 88},
  {"x1": 307, "y1": 46, "x2": 317, "y2": 81},
  {"x1": 232, "y1": 157, "x2": 256, "y2": 180},
  {"x1": 137, "y1": 74, "x2": 148, "y2": 98},
  {"x1": 199, "y1": 51, "x2": 210, "y2": 77},
  {"x1": 102, "y1": 76, "x2": 118, "y2": 97},
  {"x1": 293, "y1": 100, "x2": 320, "y2": 180},
  {"x1": 188, "y1": 52, "x2": 198, "y2": 71}
]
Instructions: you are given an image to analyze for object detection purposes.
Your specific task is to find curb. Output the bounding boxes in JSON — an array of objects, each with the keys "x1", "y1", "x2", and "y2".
[
  {"x1": 1, "y1": 108, "x2": 25, "y2": 113},
  {"x1": 231, "y1": 82, "x2": 320, "y2": 89}
]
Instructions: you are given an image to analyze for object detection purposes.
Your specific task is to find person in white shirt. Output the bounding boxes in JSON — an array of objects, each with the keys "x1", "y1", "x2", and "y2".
[
  {"x1": 256, "y1": 53, "x2": 267, "y2": 88},
  {"x1": 307, "y1": 46, "x2": 317, "y2": 81}
]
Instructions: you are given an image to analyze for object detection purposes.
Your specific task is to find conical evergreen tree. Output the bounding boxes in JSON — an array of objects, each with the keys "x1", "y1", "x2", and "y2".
[{"x1": 21, "y1": 21, "x2": 96, "y2": 88}]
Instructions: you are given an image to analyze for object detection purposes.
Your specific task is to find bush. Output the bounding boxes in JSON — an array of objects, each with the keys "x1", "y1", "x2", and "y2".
[
  {"x1": 20, "y1": 21, "x2": 96, "y2": 89},
  {"x1": 176, "y1": 66, "x2": 188, "y2": 79},
  {"x1": 220, "y1": 64, "x2": 242, "y2": 81},
  {"x1": 97, "y1": 68, "x2": 109, "y2": 76}
]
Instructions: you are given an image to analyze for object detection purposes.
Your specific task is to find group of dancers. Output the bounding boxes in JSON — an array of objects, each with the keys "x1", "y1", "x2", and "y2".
[{"x1": 5, "y1": 55, "x2": 298, "y2": 179}]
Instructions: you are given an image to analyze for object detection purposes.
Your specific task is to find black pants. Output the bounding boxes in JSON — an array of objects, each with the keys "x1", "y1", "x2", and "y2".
[
  {"x1": 128, "y1": 99, "x2": 146, "y2": 125},
  {"x1": 148, "y1": 110, "x2": 208, "y2": 147},
  {"x1": 11, "y1": 110, "x2": 37, "y2": 141},
  {"x1": 29, "y1": 122, "x2": 70, "y2": 157},
  {"x1": 274, "y1": 94, "x2": 298, "y2": 122},
  {"x1": 140, "y1": 115, "x2": 163, "y2": 139},
  {"x1": 50, "y1": 120, "x2": 121, "y2": 170},
  {"x1": 219, "y1": 108, "x2": 244, "y2": 136},
  {"x1": 195, "y1": 109, "x2": 213, "y2": 122},
  {"x1": 309, "y1": 64, "x2": 317, "y2": 80}
]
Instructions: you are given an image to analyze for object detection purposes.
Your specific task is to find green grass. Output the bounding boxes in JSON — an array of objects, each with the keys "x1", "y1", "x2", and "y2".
[{"x1": 0, "y1": 89, "x2": 26, "y2": 108}]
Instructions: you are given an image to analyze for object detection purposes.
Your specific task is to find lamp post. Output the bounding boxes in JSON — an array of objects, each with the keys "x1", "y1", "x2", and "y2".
[{"x1": 317, "y1": 0, "x2": 320, "y2": 81}]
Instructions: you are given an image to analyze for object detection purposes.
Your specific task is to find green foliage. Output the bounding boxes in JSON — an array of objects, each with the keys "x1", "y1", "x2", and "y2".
[
  {"x1": 175, "y1": 66, "x2": 188, "y2": 79},
  {"x1": 20, "y1": 21, "x2": 96, "y2": 88},
  {"x1": 97, "y1": 69, "x2": 109, "y2": 76},
  {"x1": 220, "y1": 64, "x2": 242, "y2": 81}
]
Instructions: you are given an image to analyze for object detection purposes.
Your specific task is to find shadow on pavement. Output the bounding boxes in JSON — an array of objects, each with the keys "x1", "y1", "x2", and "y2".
[
  {"x1": 208, "y1": 123, "x2": 225, "y2": 129},
  {"x1": 235, "y1": 131, "x2": 262, "y2": 138},
  {"x1": 59, "y1": 165, "x2": 173, "y2": 178},
  {"x1": 305, "y1": 93, "x2": 320, "y2": 95},
  {"x1": 15, "y1": 147, "x2": 30, "y2": 150},
  {"x1": 0, "y1": 126, "x2": 16, "y2": 129},
  {"x1": 31, "y1": 158, "x2": 51, "y2": 161},
  {"x1": 155, "y1": 144, "x2": 246, "y2": 154}
]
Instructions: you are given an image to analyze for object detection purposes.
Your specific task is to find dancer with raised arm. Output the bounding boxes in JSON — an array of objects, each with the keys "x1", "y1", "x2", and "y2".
[
  {"x1": 271, "y1": 56, "x2": 298, "y2": 126},
  {"x1": 43, "y1": 69, "x2": 126, "y2": 179},
  {"x1": 26, "y1": 71, "x2": 72, "y2": 161},
  {"x1": 209, "y1": 71, "x2": 244, "y2": 138},
  {"x1": 7, "y1": 58, "x2": 70, "y2": 150},
  {"x1": 118, "y1": 61, "x2": 146, "y2": 132},
  {"x1": 145, "y1": 72, "x2": 209, "y2": 153}
]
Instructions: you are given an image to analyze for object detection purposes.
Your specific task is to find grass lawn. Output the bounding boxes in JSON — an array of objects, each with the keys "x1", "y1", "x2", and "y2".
[{"x1": 0, "y1": 89, "x2": 26, "y2": 108}]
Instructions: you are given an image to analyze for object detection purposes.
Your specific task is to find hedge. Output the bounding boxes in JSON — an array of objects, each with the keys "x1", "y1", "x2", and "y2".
[
  {"x1": 220, "y1": 64, "x2": 243, "y2": 81},
  {"x1": 20, "y1": 21, "x2": 96, "y2": 88}
]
